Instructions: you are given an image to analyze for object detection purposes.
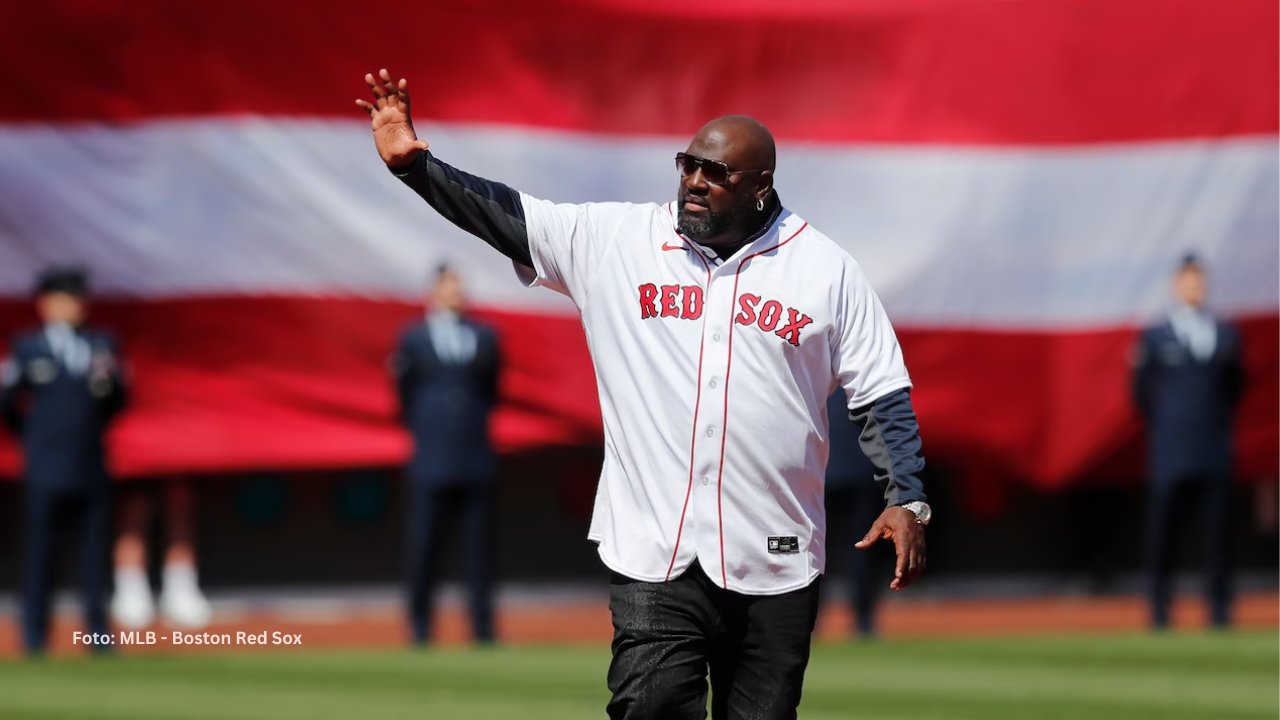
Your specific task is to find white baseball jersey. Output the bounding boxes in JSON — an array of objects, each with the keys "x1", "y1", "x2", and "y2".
[{"x1": 516, "y1": 196, "x2": 912, "y2": 595}]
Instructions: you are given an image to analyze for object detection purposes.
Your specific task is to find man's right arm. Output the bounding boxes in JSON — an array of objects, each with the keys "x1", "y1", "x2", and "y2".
[
  {"x1": 390, "y1": 152, "x2": 532, "y2": 268},
  {"x1": 358, "y1": 69, "x2": 532, "y2": 267},
  {"x1": 0, "y1": 345, "x2": 26, "y2": 436},
  {"x1": 1131, "y1": 331, "x2": 1155, "y2": 419},
  {"x1": 390, "y1": 331, "x2": 417, "y2": 426},
  {"x1": 360, "y1": 68, "x2": 621, "y2": 304}
]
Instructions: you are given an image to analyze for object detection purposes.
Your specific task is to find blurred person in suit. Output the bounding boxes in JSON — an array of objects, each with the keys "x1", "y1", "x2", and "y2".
[
  {"x1": 1132, "y1": 253, "x2": 1244, "y2": 629},
  {"x1": 393, "y1": 264, "x2": 501, "y2": 645},
  {"x1": 110, "y1": 477, "x2": 212, "y2": 630},
  {"x1": 824, "y1": 391, "x2": 889, "y2": 639},
  {"x1": 0, "y1": 267, "x2": 128, "y2": 654}
]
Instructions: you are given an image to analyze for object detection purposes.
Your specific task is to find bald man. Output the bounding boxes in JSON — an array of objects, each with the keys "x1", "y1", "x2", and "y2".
[{"x1": 359, "y1": 70, "x2": 931, "y2": 720}]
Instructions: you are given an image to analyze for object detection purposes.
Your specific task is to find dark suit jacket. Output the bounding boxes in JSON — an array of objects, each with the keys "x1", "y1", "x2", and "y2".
[
  {"x1": 393, "y1": 317, "x2": 500, "y2": 485},
  {"x1": 825, "y1": 391, "x2": 877, "y2": 489},
  {"x1": 1132, "y1": 317, "x2": 1243, "y2": 482},
  {"x1": 0, "y1": 326, "x2": 128, "y2": 491}
]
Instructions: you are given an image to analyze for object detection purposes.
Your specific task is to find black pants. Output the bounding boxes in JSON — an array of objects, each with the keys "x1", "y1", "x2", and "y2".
[
  {"x1": 607, "y1": 565, "x2": 821, "y2": 720},
  {"x1": 1144, "y1": 473, "x2": 1233, "y2": 628},
  {"x1": 824, "y1": 480, "x2": 884, "y2": 636},
  {"x1": 404, "y1": 480, "x2": 495, "y2": 643},
  {"x1": 23, "y1": 483, "x2": 111, "y2": 654}
]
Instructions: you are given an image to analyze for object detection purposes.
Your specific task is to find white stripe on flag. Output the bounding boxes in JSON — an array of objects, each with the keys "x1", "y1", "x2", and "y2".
[{"x1": 0, "y1": 120, "x2": 1273, "y2": 327}]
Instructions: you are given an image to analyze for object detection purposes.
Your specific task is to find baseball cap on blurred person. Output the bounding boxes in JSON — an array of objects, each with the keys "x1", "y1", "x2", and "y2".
[{"x1": 33, "y1": 266, "x2": 89, "y2": 298}]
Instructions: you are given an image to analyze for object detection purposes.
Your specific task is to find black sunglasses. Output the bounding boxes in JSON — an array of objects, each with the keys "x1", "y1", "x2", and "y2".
[{"x1": 675, "y1": 152, "x2": 767, "y2": 186}]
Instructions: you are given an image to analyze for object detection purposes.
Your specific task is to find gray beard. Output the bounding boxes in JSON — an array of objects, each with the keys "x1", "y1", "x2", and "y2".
[{"x1": 676, "y1": 206, "x2": 731, "y2": 242}]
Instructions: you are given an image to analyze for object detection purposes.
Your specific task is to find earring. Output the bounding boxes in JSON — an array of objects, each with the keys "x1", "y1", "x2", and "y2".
[{"x1": 756, "y1": 198, "x2": 765, "y2": 211}]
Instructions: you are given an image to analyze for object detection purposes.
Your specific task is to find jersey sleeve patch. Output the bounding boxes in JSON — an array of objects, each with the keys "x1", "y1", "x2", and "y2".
[{"x1": 0, "y1": 357, "x2": 18, "y2": 388}]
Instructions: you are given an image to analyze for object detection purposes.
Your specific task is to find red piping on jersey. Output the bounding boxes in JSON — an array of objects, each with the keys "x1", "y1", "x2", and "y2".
[
  {"x1": 662, "y1": 210, "x2": 714, "y2": 580},
  {"x1": 713, "y1": 221, "x2": 808, "y2": 589}
]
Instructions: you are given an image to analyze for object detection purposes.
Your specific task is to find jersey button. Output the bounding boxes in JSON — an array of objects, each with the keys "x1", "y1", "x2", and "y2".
[
  {"x1": 701, "y1": 476, "x2": 710, "y2": 486},
  {"x1": 709, "y1": 378, "x2": 718, "y2": 389},
  {"x1": 712, "y1": 332, "x2": 722, "y2": 342},
  {"x1": 705, "y1": 427, "x2": 714, "y2": 437}
]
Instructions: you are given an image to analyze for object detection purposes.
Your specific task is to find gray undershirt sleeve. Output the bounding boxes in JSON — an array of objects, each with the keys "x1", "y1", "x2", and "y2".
[
  {"x1": 390, "y1": 151, "x2": 534, "y2": 268},
  {"x1": 848, "y1": 387, "x2": 928, "y2": 507}
]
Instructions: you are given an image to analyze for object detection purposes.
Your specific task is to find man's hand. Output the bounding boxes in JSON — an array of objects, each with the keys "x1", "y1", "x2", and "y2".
[
  {"x1": 356, "y1": 68, "x2": 429, "y2": 169},
  {"x1": 855, "y1": 505, "x2": 926, "y2": 591}
]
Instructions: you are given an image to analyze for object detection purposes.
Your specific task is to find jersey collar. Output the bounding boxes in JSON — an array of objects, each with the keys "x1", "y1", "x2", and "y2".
[{"x1": 668, "y1": 191, "x2": 787, "y2": 266}]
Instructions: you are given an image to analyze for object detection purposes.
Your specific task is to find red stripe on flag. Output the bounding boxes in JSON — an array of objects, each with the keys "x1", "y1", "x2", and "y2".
[
  {"x1": 0, "y1": 297, "x2": 600, "y2": 477},
  {"x1": 0, "y1": 0, "x2": 1274, "y2": 143},
  {"x1": 0, "y1": 298, "x2": 1273, "y2": 484}
]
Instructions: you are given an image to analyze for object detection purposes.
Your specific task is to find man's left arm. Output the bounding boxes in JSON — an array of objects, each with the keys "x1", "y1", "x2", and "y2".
[
  {"x1": 851, "y1": 388, "x2": 927, "y2": 506},
  {"x1": 849, "y1": 388, "x2": 928, "y2": 591},
  {"x1": 90, "y1": 334, "x2": 129, "y2": 421},
  {"x1": 1222, "y1": 323, "x2": 1245, "y2": 408},
  {"x1": 833, "y1": 258, "x2": 927, "y2": 591}
]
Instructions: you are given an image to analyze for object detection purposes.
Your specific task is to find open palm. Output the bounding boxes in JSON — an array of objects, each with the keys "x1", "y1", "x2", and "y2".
[{"x1": 356, "y1": 68, "x2": 428, "y2": 168}]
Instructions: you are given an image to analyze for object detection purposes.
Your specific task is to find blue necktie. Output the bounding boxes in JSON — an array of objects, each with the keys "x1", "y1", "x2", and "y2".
[{"x1": 47, "y1": 325, "x2": 89, "y2": 376}]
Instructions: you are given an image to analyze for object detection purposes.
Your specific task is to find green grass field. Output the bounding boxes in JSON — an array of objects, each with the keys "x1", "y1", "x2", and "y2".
[{"x1": 0, "y1": 632, "x2": 1274, "y2": 719}]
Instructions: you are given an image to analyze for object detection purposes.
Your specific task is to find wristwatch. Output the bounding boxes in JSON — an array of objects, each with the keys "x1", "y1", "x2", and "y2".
[{"x1": 899, "y1": 501, "x2": 932, "y2": 526}]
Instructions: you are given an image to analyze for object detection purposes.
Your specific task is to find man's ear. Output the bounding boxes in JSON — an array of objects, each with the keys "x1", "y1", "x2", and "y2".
[{"x1": 755, "y1": 171, "x2": 774, "y2": 201}]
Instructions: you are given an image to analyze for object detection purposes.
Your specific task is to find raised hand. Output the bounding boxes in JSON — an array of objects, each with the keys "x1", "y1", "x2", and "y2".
[
  {"x1": 855, "y1": 505, "x2": 926, "y2": 591},
  {"x1": 356, "y1": 68, "x2": 429, "y2": 168}
]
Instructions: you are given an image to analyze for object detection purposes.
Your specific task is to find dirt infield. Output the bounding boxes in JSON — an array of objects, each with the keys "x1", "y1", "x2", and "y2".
[{"x1": 2, "y1": 591, "x2": 1275, "y2": 657}]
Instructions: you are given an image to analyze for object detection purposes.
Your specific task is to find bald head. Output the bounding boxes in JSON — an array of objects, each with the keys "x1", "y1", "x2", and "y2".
[
  {"x1": 676, "y1": 116, "x2": 778, "y2": 248},
  {"x1": 691, "y1": 115, "x2": 776, "y2": 174}
]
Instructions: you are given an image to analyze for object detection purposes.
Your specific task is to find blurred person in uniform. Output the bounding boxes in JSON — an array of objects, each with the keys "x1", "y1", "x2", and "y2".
[
  {"x1": 823, "y1": 390, "x2": 888, "y2": 638},
  {"x1": 0, "y1": 267, "x2": 128, "y2": 654},
  {"x1": 1132, "y1": 253, "x2": 1244, "y2": 629},
  {"x1": 110, "y1": 477, "x2": 212, "y2": 629},
  {"x1": 392, "y1": 264, "x2": 501, "y2": 645}
]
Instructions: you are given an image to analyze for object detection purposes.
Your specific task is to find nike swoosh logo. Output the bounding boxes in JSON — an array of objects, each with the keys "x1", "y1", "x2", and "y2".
[{"x1": 661, "y1": 242, "x2": 685, "y2": 251}]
